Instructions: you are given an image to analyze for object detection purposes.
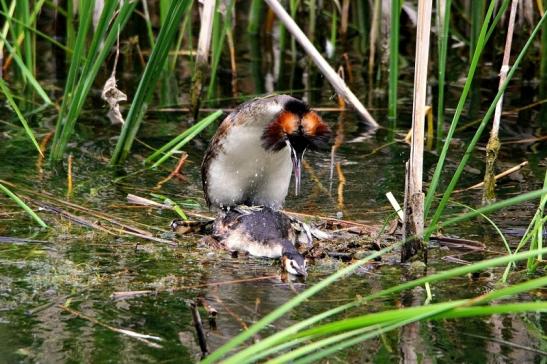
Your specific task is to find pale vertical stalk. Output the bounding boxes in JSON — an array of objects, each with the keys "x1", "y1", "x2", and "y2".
[
  {"x1": 265, "y1": 0, "x2": 378, "y2": 127},
  {"x1": 368, "y1": 0, "x2": 380, "y2": 83},
  {"x1": 483, "y1": 0, "x2": 518, "y2": 204},
  {"x1": 196, "y1": 0, "x2": 215, "y2": 66},
  {"x1": 402, "y1": 0, "x2": 433, "y2": 262},
  {"x1": 340, "y1": 0, "x2": 350, "y2": 39},
  {"x1": 191, "y1": 0, "x2": 216, "y2": 119}
]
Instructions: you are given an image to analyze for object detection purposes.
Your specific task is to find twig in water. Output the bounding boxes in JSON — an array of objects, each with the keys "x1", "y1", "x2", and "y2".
[
  {"x1": 154, "y1": 152, "x2": 189, "y2": 190},
  {"x1": 110, "y1": 275, "x2": 278, "y2": 300},
  {"x1": 36, "y1": 201, "x2": 178, "y2": 246},
  {"x1": 454, "y1": 161, "x2": 528, "y2": 193},
  {"x1": 59, "y1": 304, "x2": 163, "y2": 348},
  {"x1": 67, "y1": 154, "x2": 73, "y2": 198},
  {"x1": 186, "y1": 300, "x2": 209, "y2": 358},
  {"x1": 336, "y1": 162, "x2": 346, "y2": 209}
]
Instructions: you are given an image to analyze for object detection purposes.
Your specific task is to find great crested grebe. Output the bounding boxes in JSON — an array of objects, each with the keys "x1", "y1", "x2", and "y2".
[
  {"x1": 213, "y1": 206, "x2": 307, "y2": 276},
  {"x1": 201, "y1": 95, "x2": 331, "y2": 210}
]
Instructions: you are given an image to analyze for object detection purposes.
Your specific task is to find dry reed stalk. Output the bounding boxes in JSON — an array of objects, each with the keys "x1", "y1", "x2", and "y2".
[
  {"x1": 264, "y1": 0, "x2": 379, "y2": 127},
  {"x1": 341, "y1": 0, "x2": 350, "y2": 39},
  {"x1": 402, "y1": 0, "x2": 433, "y2": 262},
  {"x1": 368, "y1": 0, "x2": 381, "y2": 87},
  {"x1": 191, "y1": 0, "x2": 216, "y2": 119},
  {"x1": 456, "y1": 161, "x2": 528, "y2": 193},
  {"x1": 110, "y1": 275, "x2": 278, "y2": 300},
  {"x1": 59, "y1": 305, "x2": 163, "y2": 348},
  {"x1": 226, "y1": 28, "x2": 238, "y2": 96},
  {"x1": 67, "y1": 154, "x2": 73, "y2": 197},
  {"x1": 483, "y1": 0, "x2": 519, "y2": 204},
  {"x1": 336, "y1": 162, "x2": 346, "y2": 209}
]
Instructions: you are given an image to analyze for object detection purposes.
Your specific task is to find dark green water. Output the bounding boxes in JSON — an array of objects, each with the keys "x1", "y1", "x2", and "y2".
[{"x1": 1, "y1": 10, "x2": 547, "y2": 363}]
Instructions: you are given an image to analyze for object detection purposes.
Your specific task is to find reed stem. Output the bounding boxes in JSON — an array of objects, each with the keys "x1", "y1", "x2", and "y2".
[
  {"x1": 265, "y1": 0, "x2": 378, "y2": 127},
  {"x1": 402, "y1": 0, "x2": 433, "y2": 262},
  {"x1": 435, "y1": 0, "x2": 451, "y2": 146},
  {"x1": 483, "y1": 0, "x2": 518, "y2": 204},
  {"x1": 388, "y1": 0, "x2": 400, "y2": 120}
]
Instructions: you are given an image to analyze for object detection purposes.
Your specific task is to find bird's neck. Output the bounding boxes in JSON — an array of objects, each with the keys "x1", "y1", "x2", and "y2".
[{"x1": 280, "y1": 239, "x2": 298, "y2": 255}]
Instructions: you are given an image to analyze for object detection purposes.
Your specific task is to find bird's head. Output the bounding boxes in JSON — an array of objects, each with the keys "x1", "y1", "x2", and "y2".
[
  {"x1": 261, "y1": 98, "x2": 331, "y2": 195},
  {"x1": 281, "y1": 251, "x2": 308, "y2": 276}
]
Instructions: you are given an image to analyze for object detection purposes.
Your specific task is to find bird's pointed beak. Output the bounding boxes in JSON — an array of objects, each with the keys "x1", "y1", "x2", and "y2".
[
  {"x1": 295, "y1": 265, "x2": 308, "y2": 277},
  {"x1": 290, "y1": 147, "x2": 304, "y2": 196}
]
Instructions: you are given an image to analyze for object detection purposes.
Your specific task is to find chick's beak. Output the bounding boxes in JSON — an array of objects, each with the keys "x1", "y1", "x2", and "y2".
[
  {"x1": 295, "y1": 264, "x2": 308, "y2": 277},
  {"x1": 290, "y1": 146, "x2": 304, "y2": 196}
]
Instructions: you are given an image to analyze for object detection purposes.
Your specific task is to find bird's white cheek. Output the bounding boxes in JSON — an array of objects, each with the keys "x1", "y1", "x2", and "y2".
[{"x1": 284, "y1": 262, "x2": 298, "y2": 275}]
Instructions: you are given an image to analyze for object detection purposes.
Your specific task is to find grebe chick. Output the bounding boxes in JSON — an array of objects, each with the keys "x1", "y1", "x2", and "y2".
[
  {"x1": 201, "y1": 95, "x2": 331, "y2": 209},
  {"x1": 213, "y1": 206, "x2": 307, "y2": 276}
]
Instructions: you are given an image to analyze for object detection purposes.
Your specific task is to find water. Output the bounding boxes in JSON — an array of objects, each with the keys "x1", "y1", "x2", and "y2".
[{"x1": 1, "y1": 10, "x2": 546, "y2": 363}]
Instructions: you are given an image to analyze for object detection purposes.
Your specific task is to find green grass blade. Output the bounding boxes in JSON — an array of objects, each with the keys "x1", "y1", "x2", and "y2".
[
  {"x1": 50, "y1": 0, "x2": 137, "y2": 163},
  {"x1": 233, "y1": 271, "x2": 547, "y2": 364},
  {"x1": 215, "y1": 243, "x2": 547, "y2": 364},
  {"x1": 49, "y1": 0, "x2": 95, "y2": 161},
  {"x1": 110, "y1": 0, "x2": 193, "y2": 165},
  {"x1": 272, "y1": 302, "x2": 463, "y2": 364},
  {"x1": 0, "y1": 182, "x2": 47, "y2": 228},
  {"x1": 426, "y1": 12, "x2": 547, "y2": 237},
  {"x1": 149, "y1": 110, "x2": 223, "y2": 168},
  {"x1": 0, "y1": 8, "x2": 71, "y2": 54},
  {"x1": 201, "y1": 244, "x2": 400, "y2": 364},
  {"x1": 0, "y1": 77, "x2": 43, "y2": 156},
  {"x1": 211, "y1": 188, "x2": 547, "y2": 363},
  {"x1": 0, "y1": 34, "x2": 52, "y2": 104},
  {"x1": 424, "y1": 0, "x2": 497, "y2": 217},
  {"x1": 292, "y1": 302, "x2": 545, "y2": 364},
  {"x1": 435, "y1": 0, "x2": 451, "y2": 145},
  {"x1": 296, "y1": 276, "x2": 547, "y2": 339},
  {"x1": 387, "y1": 0, "x2": 400, "y2": 120}
]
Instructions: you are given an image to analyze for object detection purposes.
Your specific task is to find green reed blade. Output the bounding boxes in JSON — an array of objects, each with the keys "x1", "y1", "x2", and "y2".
[
  {"x1": 0, "y1": 34, "x2": 51, "y2": 105},
  {"x1": 0, "y1": 182, "x2": 47, "y2": 228},
  {"x1": 295, "y1": 276, "x2": 547, "y2": 340},
  {"x1": 49, "y1": 0, "x2": 95, "y2": 161},
  {"x1": 387, "y1": 0, "x2": 400, "y2": 120},
  {"x1": 435, "y1": 0, "x2": 451, "y2": 145},
  {"x1": 424, "y1": 0, "x2": 506, "y2": 218},
  {"x1": 110, "y1": 0, "x2": 192, "y2": 165},
  {"x1": 219, "y1": 244, "x2": 547, "y2": 364},
  {"x1": 50, "y1": 0, "x2": 137, "y2": 163},
  {"x1": 150, "y1": 110, "x2": 223, "y2": 168},
  {"x1": 0, "y1": 8, "x2": 71, "y2": 54},
  {"x1": 293, "y1": 302, "x2": 546, "y2": 364},
  {"x1": 0, "y1": 77, "x2": 43, "y2": 156},
  {"x1": 426, "y1": 12, "x2": 547, "y2": 238},
  {"x1": 247, "y1": 0, "x2": 264, "y2": 34},
  {"x1": 208, "y1": 186, "x2": 547, "y2": 364}
]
